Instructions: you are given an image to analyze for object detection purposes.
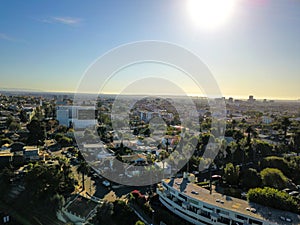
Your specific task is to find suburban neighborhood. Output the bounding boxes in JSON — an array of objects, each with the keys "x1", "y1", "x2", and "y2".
[{"x1": 0, "y1": 91, "x2": 300, "y2": 224}]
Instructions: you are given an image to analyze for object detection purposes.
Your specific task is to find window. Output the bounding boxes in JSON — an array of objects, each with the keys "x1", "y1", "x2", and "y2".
[
  {"x1": 188, "y1": 198, "x2": 199, "y2": 206},
  {"x1": 178, "y1": 193, "x2": 187, "y2": 201},
  {"x1": 218, "y1": 216, "x2": 230, "y2": 225},
  {"x1": 203, "y1": 205, "x2": 213, "y2": 211},
  {"x1": 217, "y1": 209, "x2": 229, "y2": 215},
  {"x1": 236, "y1": 215, "x2": 247, "y2": 221},
  {"x1": 162, "y1": 182, "x2": 168, "y2": 189},
  {"x1": 249, "y1": 218, "x2": 263, "y2": 225}
]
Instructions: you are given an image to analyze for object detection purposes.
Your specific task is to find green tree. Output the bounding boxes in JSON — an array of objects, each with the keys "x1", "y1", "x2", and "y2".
[
  {"x1": 20, "y1": 110, "x2": 28, "y2": 122},
  {"x1": 77, "y1": 161, "x2": 90, "y2": 191},
  {"x1": 261, "y1": 156, "x2": 291, "y2": 178},
  {"x1": 113, "y1": 200, "x2": 137, "y2": 225},
  {"x1": 292, "y1": 131, "x2": 300, "y2": 153},
  {"x1": 50, "y1": 193, "x2": 65, "y2": 212},
  {"x1": 59, "y1": 136, "x2": 73, "y2": 147},
  {"x1": 95, "y1": 201, "x2": 114, "y2": 224},
  {"x1": 231, "y1": 119, "x2": 237, "y2": 130},
  {"x1": 241, "y1": 168, "x2": 261, "y2": 189},
  {"x1": 5, "y1": 115, "x2": 14, "y2": 128},
  {"x1": 247, "y1": 187, "x2": 299, "y2": 213},
  {"x1": 0, "y1": 137, "x2": 13, "y2": 146},
  {"x1": 245, "y1": 126, "x2": 254, "y2": 146},
  {"x1": 24, "y1": 162, "x2": 75, "y2": 205},
  {"x1": 8, "y1": 121, "x2": 21, "y2": 131},
  {"x1": 0, "y1": 166, "x2": 14, "y2": 182},
  {"x1": 260, "y1": 168, "x2": 289, "y2": 190},
  {"x1": 27, "y1": 119, "x2": 45, "y2": 145},
  {"x1": 224, "y1": 163, "x2": 240, "y2": 185},
  {"x1": 255, "y1": 140, "x2": 273, "y2": 157},
  {"x1": 58, "y1": 158, "x2": 72, "y2": 182},
  {"x1": 282, "y1": 117, "x2": 291, "y2": 143}
]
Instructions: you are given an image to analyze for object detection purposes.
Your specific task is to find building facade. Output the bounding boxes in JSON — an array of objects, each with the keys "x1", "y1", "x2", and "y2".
[
  {"x1": 56, "y1": 106, "x2": 97, "y2": 129},
  {"x1": 157, "y1": 177, "x2": 300, "y2": 225}
]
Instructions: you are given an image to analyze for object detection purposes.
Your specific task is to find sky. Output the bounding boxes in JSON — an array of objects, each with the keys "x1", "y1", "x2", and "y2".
[{"x1": 0, "y1": 0, "x2": 300, "y2": 100}]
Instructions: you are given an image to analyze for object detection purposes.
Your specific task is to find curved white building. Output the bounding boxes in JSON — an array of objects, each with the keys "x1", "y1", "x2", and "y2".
[{"x1": 157, "y1": 178, "x2": 300, "y2": 225}]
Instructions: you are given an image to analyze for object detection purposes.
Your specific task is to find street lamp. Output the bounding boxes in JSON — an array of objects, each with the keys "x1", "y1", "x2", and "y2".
[{"x1": 151, "y1": 209, "x2": 155, "y2": 225}]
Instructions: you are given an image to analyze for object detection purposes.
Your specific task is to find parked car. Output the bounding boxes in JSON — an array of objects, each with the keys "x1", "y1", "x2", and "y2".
[{"x1": 102, "y1": 180, "x2": 110, "y2": 187}]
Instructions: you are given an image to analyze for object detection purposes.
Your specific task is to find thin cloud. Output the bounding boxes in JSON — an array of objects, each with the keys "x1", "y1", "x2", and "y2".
[
  {"x1": 0, "y1": 33, "x2": 16, "y2": 41},
  {"x1": 37, "y1": 16, "x2": 82, "y2": 26},
  {"x1": 0, "y1": 33, "x2": 26, "y2": 43},
  {"x1": 52, "y1": 17, "x2": 82, "y2": 25}
]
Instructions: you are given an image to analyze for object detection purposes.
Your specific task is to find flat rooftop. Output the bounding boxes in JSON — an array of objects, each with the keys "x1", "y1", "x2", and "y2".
[
  {"x1": 164, "y1": 178, "x2": 300, "y2": 225},
  {"x1": 0, "y1": 152, "x2": 13, "y2": 157}
]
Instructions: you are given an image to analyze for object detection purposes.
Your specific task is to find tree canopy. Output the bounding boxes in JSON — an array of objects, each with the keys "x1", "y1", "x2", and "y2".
[
  {"x1": 247, "y1": 187, "x2": 299, "y2": 213},
  {"x1": 260, "y1": 168, "x2": 289, "y2": 190},
  {"x1": 224, "y1": 163, "x2": 240, "y2": 185}
]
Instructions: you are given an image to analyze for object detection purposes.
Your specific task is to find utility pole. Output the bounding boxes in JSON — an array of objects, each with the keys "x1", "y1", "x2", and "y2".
[
  {"x1": 166, "y1": 138, "x2": 169, "y2": 153},
  {"x1": 209, "y1": 163, "x2": 212, "y2": 195}
]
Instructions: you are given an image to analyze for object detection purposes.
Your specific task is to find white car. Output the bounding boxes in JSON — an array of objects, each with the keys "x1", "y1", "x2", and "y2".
[
  {"x1": 102, "y1": 180, "x2": 110, "y2": 187},
  {"x1": 250, "y1": 208, "x2": 257, "y2": 213},
  {"x1": 286, "y1": 217, "x2": 292, "y2": 222}
]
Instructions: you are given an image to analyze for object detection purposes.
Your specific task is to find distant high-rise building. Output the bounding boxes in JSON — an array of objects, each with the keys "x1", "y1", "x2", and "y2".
[{"x1": 248, "y1": 95, "x2": 255, "y2": 103}]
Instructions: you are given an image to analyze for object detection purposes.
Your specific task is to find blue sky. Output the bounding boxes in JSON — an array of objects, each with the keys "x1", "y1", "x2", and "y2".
[{"x1": 0, "y1": 0, "x2": 299, "y2": 99}]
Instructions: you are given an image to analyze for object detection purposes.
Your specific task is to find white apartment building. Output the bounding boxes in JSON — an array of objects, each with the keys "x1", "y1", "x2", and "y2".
[{"x1": 56, "y1": 106, "x2": 97, "y2": 129}]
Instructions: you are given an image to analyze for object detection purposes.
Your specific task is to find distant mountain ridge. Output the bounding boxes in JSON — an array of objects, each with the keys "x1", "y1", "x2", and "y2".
[{"x1": 0, "y1": 87, "x2": 43, "y2": 92}]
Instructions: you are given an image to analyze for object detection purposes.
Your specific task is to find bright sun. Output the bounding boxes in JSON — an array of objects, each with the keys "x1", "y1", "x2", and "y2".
[{"x1": 187, "y1": 0, "x2": 237, "y2": 29}]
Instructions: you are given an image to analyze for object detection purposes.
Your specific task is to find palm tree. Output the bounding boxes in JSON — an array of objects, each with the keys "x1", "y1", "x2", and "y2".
[
  {"x1": 77, "y1": 161, "x2": 90, "y2": 191},
  {"x1": 159, "y1": 150, "x2": 169, "y2": 179},
  {"x1": 246, "y1": 126, "x2": 253, "y2": 146},
  {"x1": 282, "y1": 117, "x2": 291, "y2": 143},
  {"x1": 231, "y1": 119, "x2": 237, "y2": 130}
]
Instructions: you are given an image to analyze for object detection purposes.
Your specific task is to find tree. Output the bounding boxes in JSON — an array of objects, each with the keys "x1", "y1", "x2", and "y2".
[
  {"x1": 260, "y1": 156, "x2": 291, "y2": 178},
  {"x1": 245, "y1": 126, "x2": 253, "y2": 146},
  {"x1": 94, "y1": 200, "x2": 139, "y2": 225},
  {"x1": 292, "y1": 131, "x2": 300, "y2": 154},
  {"x1": 83, "y1": 129, "x2": 98, "y2": 143},
  {"x1": 241, "y1": 168, "x2": 261, "y2": 189},
  {"x1": 260, "y1": 168, "x2": 289, "y2": 190},
  {"x1": 27, "y1": 119, "x2": 45, "y2": 145},
  {"x1": 0, "y1": 166, "x2": 14, "y2": 182},
  {"x1": 233, "y1": 130, "x2": 244, "y2": 144},
  {"x1": 95, "y1": 201, "x2": 114, "y2": 224},
  {"x1": 5, "y1": 115, "x2": 14, "y2": 128},
  {"x1": 247, "y1": 187, "x2": 299, "y2": 213},
  {"x1": 257, "y1": 140, "x2": 273, "y2": 157},
  {"x1": 224, "y1": 163, "x2": 240, "y2": 185},
  {"x1": 20, "y1": 110, "x2": 28, "y2": 123},
  {"x1": 58, "y1": 158, "x2": 72, "y2": 182},
  {"x1": 77, "y1": 161, "x2": 90, "y2": 191},
  {"x1": 113, "y1": 200, "x2": 137, "y2": 225},
  {"x1": 231, "y1": 119, "x2": 237, "y2": 130},
  {"x1": 24, "y1": 162, "x2": 75, "y2": 203},
  {"x1": 60, "y1": 136, "x2": 73, "y2": 147},
  {"x1": 8, "y1": 121, "x2": 20, "y2": 131},
  {"x1": 57, "y1": 125, "x2": 68, "y2": 133},
  {"x1": 50, "y1": 193, "x2": 65, "y2": 212},
  {"x1": 282, "y1": 117, "x2": 291, "y2": 143},
  {"x1": 0, "y1": 137, "x2": 13, "y2": 146}
]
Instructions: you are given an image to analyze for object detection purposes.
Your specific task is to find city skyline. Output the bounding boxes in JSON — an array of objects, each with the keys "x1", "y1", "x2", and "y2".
[{"x1": 1, "y1": 0, "x2": 300, "y2": 100}]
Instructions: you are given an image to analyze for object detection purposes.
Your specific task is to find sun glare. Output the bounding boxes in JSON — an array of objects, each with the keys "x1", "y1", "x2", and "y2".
[{"x1": 187, "y1": 0, "x2": 237, "y2": 29}]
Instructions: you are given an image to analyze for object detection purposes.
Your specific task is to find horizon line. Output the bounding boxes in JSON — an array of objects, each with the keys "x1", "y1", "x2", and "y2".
[{"x1": 0, "y1": 87, "x2": 299, "y2": 101}]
